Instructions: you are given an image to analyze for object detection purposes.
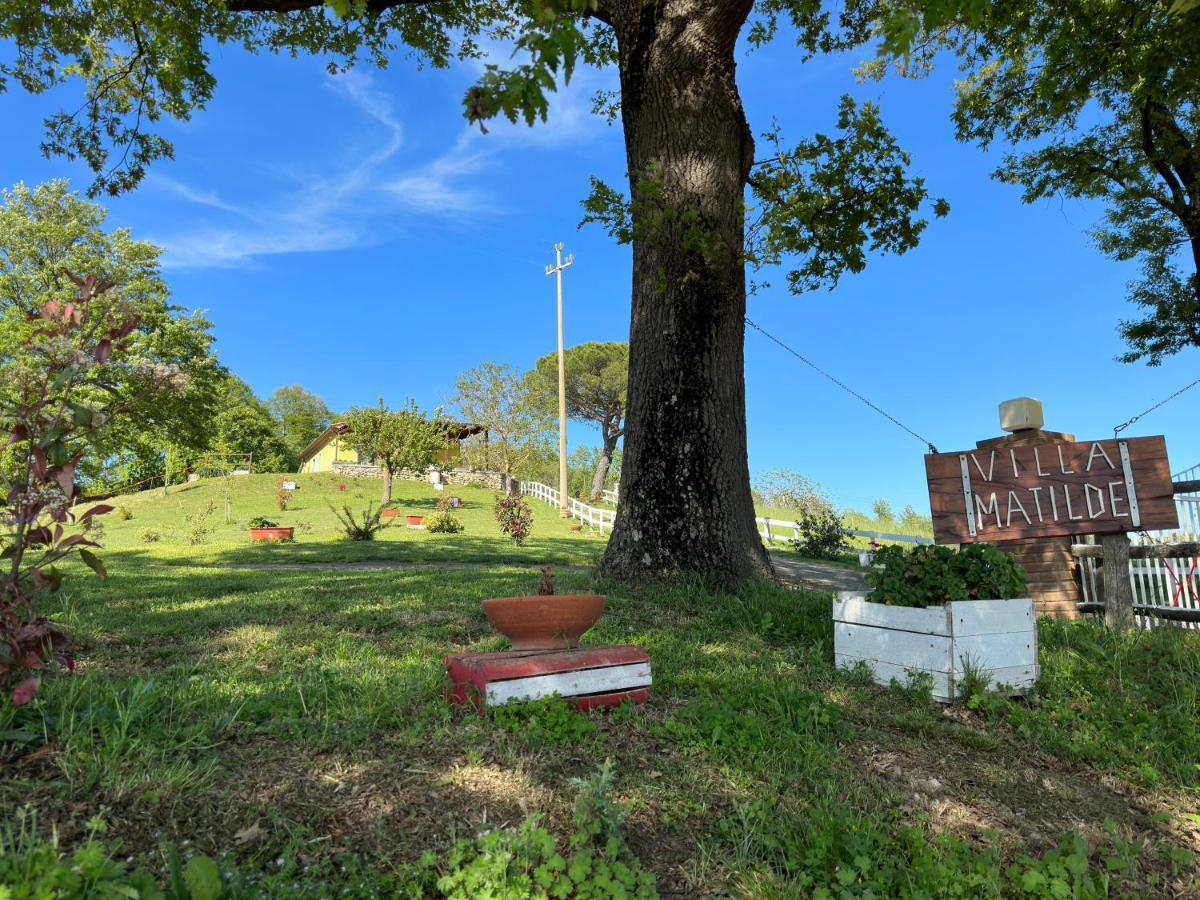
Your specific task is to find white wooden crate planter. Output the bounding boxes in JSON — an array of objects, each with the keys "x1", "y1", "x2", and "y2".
[{"x1": 833, "y1": 592, "x2": 1039, "y2": 703}]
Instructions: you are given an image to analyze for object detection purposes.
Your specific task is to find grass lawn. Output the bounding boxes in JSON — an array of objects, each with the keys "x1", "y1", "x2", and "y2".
[
  {"x1": 89, "y1": 473, "x2": 607, "y2": 567},
  {"x1": 2, "y1": 477, "x2": 1198, "y2": 896}
]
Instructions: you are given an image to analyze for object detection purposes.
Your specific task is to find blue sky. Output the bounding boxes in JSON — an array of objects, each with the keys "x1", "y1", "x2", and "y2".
[{"x1": 2, "y1": 25, "x2": 1197, "y2": 513}]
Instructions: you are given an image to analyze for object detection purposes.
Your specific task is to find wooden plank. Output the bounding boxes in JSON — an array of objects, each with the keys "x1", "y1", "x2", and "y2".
[
  {"x1": 835, "y1": 654, "x2": 953, "y2": 701},
  {"x1": 952, "y1": 631, "x2": 1038, "y2": 669},
  {"x1": 834, "y1": 622, "x2": 952, "y2": 672},
  {"x1": 946, "y1": 599, "x2": 1035, "y2": 636},
  {"x1": 485, "y1": 662, "x2": 652, "y2": 705},
  {"x1": 833, "y1": 593, "x2": 949, "y2": 635},
  {"x1": 926, "y1": 435, "x2": 1178, "y2": 543},
  {"x1": 1102, "y1": 534, "x2": 1134, "y2": 631}
]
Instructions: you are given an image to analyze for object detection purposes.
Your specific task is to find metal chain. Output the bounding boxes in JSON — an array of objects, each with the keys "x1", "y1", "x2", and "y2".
[
  {"x1": 1113, "y1": 376, "x2": 1200, "y2": 436},
  {"x1": 745, "y1": 316, "x2": 939, "y2": 454}
]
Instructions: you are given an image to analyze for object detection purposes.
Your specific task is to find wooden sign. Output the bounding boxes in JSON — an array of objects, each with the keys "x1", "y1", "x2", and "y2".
[{"x1": 925, "y1": 435, "x2": 1178, "y2": 544}]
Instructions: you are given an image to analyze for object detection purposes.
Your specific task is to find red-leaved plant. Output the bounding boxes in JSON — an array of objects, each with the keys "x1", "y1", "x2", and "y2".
[{"x1": 1, "y1": 273, "x2": 177, "y2": 706}]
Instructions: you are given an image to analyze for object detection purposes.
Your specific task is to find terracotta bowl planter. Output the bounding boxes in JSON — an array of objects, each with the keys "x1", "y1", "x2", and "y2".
[
  {"x1": 482, "y1": 594, "x2": 606, "y2": 650},
  {"x1": 406, "y1": 514, "x2": 424, "y2": 526},
  {"x1": 249, "y1": 526, "x2": 293, "y2": 542},
  {"x1": 381, "y1": 508, "x2": 400, "y2": 518}
]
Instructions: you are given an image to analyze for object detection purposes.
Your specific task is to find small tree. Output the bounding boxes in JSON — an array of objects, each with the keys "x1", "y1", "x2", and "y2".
[
  {"x1": 453, "y1": 361, "x2": 551, "y2": 475},
  {"x1": 872, "y1": 498, "x2": 894, "y2": 522},
  {"x1": 343, "y1": 399, "x2": 448, "y2": 505},
  {"x1": 2, "y1": 273, "x2": 183, "y2": 705},
  {"x1": 528, "y1": 342, "x2": 628, "y2": 500}
]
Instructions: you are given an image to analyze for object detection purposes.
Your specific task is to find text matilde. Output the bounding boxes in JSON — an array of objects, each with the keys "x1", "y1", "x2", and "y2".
[{"x1": 967, "y1": 443, "x2": 1130, "y2": 529}]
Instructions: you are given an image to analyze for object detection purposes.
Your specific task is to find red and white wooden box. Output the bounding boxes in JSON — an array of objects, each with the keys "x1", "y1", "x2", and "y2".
[{"x1": 445, "y1": 645, "x2": 651, "y2": 711}]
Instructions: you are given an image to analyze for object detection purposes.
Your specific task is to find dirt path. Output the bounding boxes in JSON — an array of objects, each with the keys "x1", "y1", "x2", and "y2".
[{"x1": 769, "y1": 554, "x2": 867, "y2": 592}]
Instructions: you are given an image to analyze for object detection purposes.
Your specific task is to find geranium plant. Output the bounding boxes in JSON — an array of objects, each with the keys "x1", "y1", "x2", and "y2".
[
  {"x1": 1, "y1": 273, "x2": 178, "y2": 705},
  {"x1": 494, "y1": 494, "x2": 533, "y2": 546}
]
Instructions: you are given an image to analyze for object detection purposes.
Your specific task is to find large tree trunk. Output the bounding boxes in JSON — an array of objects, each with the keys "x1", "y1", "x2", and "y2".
[{"x1": 598, "y1": 0, "x2": 773, "y2": 587}]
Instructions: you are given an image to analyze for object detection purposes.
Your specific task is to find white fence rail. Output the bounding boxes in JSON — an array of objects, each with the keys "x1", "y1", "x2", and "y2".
[
  {"x1": 756, "y1": 517, "x2": 932, "y2": 547},
  {"x1": 518, "y1": 481, "x2": 616, "y2": 533},
  {"x1": 1078, "y1": 465, "x2": 1200, "y2": 629}
]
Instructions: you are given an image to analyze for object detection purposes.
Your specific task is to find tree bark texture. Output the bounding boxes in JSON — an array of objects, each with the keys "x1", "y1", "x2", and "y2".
[
  {"x1": 590, "y1": 431, "x2": 619, "y2": 500},
  {"x1": 382, "y1": 468, "x2": 393, "y2": 506},
  {"x1": 598, "y1": 0, "x2": 773, "y2": 587}
]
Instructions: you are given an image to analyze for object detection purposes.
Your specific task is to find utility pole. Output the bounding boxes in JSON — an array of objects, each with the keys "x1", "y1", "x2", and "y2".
[{"x1": 545, "y1": 242, "x2": 574, "y2": 518}]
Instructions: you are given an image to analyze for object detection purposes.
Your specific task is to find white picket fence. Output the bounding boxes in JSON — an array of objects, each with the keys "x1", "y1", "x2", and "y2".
[
  {"x1": 1078, "y1": 464, "x2": 1200, "y2": 629},
  {"x1": 519, "y1": 481, "x2": 616, "y2": 532},
  {"x1": 756, "y1": 517, "x2": 932, "y2": 547}
]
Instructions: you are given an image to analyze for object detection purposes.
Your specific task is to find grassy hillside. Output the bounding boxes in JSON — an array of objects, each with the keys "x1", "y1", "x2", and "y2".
[{"x1": 88, "y1": 472, "x2": 606, "y2": 566}]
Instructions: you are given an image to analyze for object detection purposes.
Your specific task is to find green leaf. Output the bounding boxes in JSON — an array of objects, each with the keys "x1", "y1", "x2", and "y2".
[
  {"x1": 184, "y1": 855, "x2": 222, "y2": 900},
  {"x1": 79, "y1": 548, "x2": 107, "y2": 578},
  {"x1": 1169, "y1": 0, "x2": 1200, "y2": 14}
]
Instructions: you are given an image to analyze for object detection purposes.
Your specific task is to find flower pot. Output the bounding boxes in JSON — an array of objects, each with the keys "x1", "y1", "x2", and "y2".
[
  {"x1": 381, "y1": 508, "x2": 400, "y2": 518},
  {"x1": 406, "y1": 514, "x2": 424, "y2": 526},
  {"x1": 249, "y1": 527, "x2": 293, "y2": 542},
  {"x1": 857, "y1": 551, "x2": 875, "y2": 567},
  {"x1": 482, "y1": 594, "x2": 606, "y2": 650},
  {"x1": 833, "y1": 593, "x2": 1038, "y2": 702},
  {"x1": 448, "y1": 496, "x2": 463, "y2": 508}
]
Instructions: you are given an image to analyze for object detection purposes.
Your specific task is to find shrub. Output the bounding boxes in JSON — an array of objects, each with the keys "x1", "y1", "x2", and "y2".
[
  {"x1": 424, "y1": 510, "x2": 464, "y2": 533},
  {"x1": 116, "y1": 505, "x2": 133, "y2": 521},
  {"x1": 871, "y1": 498, "x2": 893, "y2": 521},
  {"x1": 421, "y1": 761, "x2": 655, "y2": 898},
  {"x1": 183, "y1": 500, "x2": 217, "y2": 546},
  {"x1": 789, "y1": 508, "x2": 852, "y2": 561},
  {"x1": 276, "y1": 489, "x2": 292, "y2": 511},
  {"x1": 0, "y1": 808, "x2": 231, "y2": 900},
  {"x1": 138, "y1": 528, "x2": 161, "y2": 543},
  {"x1": 0, "y1": 272, "x2": 169, "y2": 704},
  {"x1": 329, "y1": 503, "x2": 390, "y2": 541},
  {"x1": 867, "y1": 544, "x2": 1027, "y2": 608},
  {"x1": 247, "y1": 516, "x2": 279, "y2": 529},
  {"x1": 494, "y1": 495, "x2": 533, "y2": 545}
]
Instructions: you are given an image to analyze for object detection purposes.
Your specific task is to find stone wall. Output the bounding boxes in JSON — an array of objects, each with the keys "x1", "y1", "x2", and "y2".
[{"x1": 330, "y1": 462, "x2": 506, "y2": 492}]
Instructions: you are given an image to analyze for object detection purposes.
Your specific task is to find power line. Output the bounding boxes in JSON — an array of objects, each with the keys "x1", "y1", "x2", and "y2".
[
  {"x1": 1113, "y1": 376, "x2": 1200, "y2": 436},
  {"x1": 745, "y1": 316, "x2": 939, "y2": 454}
]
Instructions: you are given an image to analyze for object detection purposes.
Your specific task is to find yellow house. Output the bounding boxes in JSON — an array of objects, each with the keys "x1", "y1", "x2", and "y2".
[{"x1": 297, "y1": 421, "x2": 484, "y2": 474}]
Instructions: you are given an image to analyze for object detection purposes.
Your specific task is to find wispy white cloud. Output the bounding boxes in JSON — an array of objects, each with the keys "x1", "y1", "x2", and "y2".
[{"x1": 153, "y1": 57, "x2": 615, "y2": 269}]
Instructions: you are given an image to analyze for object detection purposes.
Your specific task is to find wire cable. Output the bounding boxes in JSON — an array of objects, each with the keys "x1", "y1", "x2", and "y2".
[
  {"x1": 1113, "y1": 376, "x2": 1200, "y2": 436},
  {"x1": 745, "y1": 316, "x2": 940, "y2": 454}
]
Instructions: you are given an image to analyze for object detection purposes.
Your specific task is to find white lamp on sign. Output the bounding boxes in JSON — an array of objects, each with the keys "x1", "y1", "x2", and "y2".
[{"x1": 998, "y1": 397, "x2": 1044, "y2": 433}]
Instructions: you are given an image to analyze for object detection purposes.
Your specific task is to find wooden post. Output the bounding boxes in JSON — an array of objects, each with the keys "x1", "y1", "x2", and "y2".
[{"x1": 1101, "y1": 533, "x2": 1134, "y2": 631}]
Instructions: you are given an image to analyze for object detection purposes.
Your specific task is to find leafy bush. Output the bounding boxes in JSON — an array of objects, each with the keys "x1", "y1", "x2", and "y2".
[
  {"x1": 867, "y1": 544, "x2": 1027, "y2": 608},
  {"x1": 492, "y1": 695, "x2": 598, "y2": 747},
  {"x1": 116, "y1": 505, "x2": 133, "y2": 521},
  {"x1": 247, "y1": 516, "x2": 278, "y2": 529},
  {"x1": 424, "y1": 510, "x2": 464, "y2": 533},
  {"x1": 494, "y1": 494, "x2": 533, "y2": 545},
  {"x1": 871, "y1": 498, "x2": 893, "y2": 520},
  {"x1": 0, "y1": 808, "x2": 227, "y2": 900},
  {"x1": 421, "y1": 761, "x2": 655, "y2": 898},
  {"x1": 789, "y1": 508, "x2": 852, "y2": 560},
  {"x1": 329, "y1": 503, "x2": 390, "y2": 541},
  {"x1": 138, "y1": 528, "x2": 161, "y2": 543},
  {"x1": 0, "y1": 274, "x2": 151, "y2": 704},
  {"x1": 183, "y1": 500, "x2": 216, "y2": 546},
  {"x1": 276, "y1": 488, "x2": 292, "y2": 511}
]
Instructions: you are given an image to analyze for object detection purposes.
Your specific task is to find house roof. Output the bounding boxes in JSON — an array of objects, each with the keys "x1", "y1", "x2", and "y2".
[{"x1": 297, "y1": 420, "x2": 485, "y2": 466}]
